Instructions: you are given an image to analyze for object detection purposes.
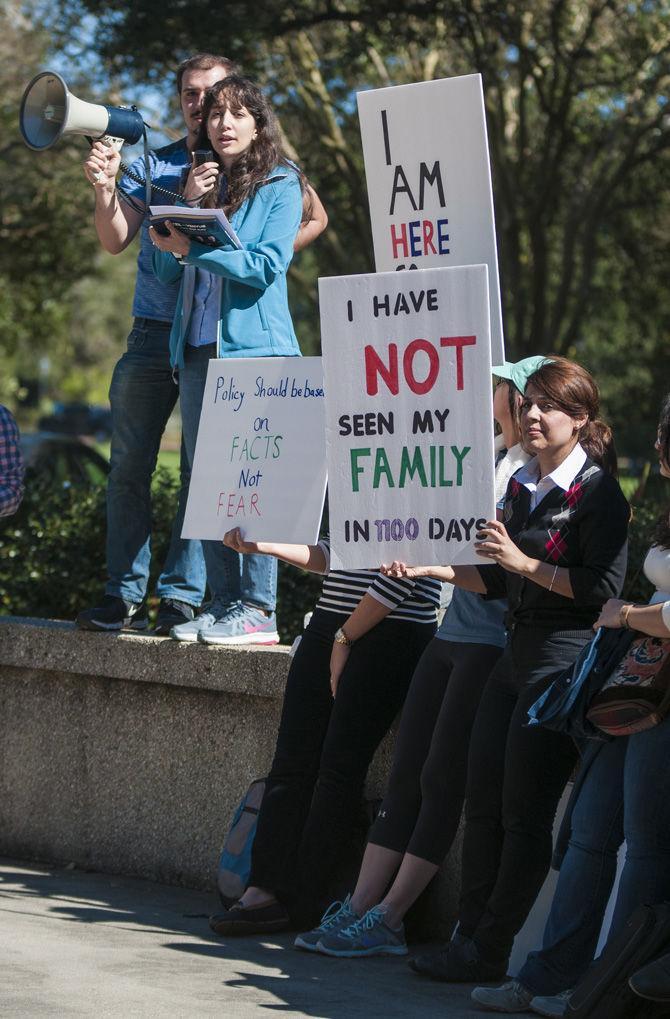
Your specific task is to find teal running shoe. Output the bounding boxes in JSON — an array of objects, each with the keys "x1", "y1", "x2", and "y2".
[
  {"x1": 294, "y1": 895, "x2": 357, "y2": 952},
  {"x1": 317, "y1": 905, "x2": 408, "y2": 957}
]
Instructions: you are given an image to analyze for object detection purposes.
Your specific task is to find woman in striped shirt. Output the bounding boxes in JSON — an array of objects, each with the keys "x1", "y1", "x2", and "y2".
[{"x1": 208, "y1": 531, "x2": 440, "y2": 935}]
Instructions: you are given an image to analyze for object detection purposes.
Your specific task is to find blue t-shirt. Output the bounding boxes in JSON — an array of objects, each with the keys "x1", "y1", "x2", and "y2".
[
  {"x1": 436, "y1": 444, "x2": 512, "y2": 648},
  {"x1": 118, "y1": 138, "x2": 191, "y2": 321},
  {"x1": 188, "y1": 270, "x2": 222, "y2": 346},
  {"x1": 437, "y1": 586, "x2": 507, "y2": 648}
]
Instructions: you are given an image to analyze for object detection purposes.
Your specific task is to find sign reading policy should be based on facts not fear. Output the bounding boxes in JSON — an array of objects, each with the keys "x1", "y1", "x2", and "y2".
[
  {"x1": 181, "y1": 357, "x2": 327, "y2": 544},
  {"x1": 319, "y1": 264, "x2": 496, "y2": 570},
  {"x1": 357, "y1": 73, "x2": 505, "y2": 364}
]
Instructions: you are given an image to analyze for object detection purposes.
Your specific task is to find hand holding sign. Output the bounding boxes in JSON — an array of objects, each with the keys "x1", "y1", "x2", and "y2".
[
  {"x1": 474, "y1": 519, "x2": 529, "y2": 573},
  {"x1": 223, "y1": 527, "x2": 263, "y2": 556},
  {"x1": 380, "y1": 561, "x2": 430, "y2": 580}
]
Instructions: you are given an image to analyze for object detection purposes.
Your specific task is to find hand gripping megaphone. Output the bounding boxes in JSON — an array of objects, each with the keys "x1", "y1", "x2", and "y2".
[{"x1": 20, "y1": 71, "x2": 145, "y2": 150}]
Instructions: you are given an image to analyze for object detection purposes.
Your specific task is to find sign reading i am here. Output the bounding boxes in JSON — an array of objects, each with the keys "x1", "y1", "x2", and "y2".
[
  {"x1": 318, "y1": 264, "x2": 496, "y2": 570},
  {"x1": 357, "y1": 73, "x2": 505, "y2": 364},
  {"x1": 181, "y1": 357, "x2": 327, "y2": 543}
]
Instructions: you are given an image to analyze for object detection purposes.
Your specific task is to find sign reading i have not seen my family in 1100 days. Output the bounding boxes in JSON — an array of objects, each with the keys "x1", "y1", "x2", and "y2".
[
  {"x1": 181, "y1": 357, "x2": 327, "y2": 543},
  {"x1": 357, "y1": 73, "x2": 505, "y2": 365},
  {"x1": 318, "y1": 264, "x2": 496, "y2": 570}
]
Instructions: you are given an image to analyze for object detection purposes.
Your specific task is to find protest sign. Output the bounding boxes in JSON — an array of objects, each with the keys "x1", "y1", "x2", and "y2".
[
  {"x1": 318, "y1": 264, "x2": 496, "y2": 570},
  {"x1": 357, "y1": 73, "x2": 505, "y2": 363},
  {"x1": 181, "y1": 357, "x2": 327, "y2": 543}
]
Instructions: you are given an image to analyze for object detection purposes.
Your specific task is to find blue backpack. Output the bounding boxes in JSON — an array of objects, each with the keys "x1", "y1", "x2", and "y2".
[{"x1": 217, "y1": 778, "x2": 265, "y2": 906}]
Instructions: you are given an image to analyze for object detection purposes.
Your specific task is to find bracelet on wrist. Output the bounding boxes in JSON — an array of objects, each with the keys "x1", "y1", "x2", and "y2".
[
  {"x1": 334, "y1": 627, "x2": 354, "y2": 647},
  {"x1": 620, "y1": 603, "x2": 633, "y2": 629}
]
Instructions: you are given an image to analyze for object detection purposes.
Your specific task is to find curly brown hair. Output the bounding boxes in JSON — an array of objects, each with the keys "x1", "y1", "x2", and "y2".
[{"x1": 193, "y1": 75, "x2": 305, "y2": 216}]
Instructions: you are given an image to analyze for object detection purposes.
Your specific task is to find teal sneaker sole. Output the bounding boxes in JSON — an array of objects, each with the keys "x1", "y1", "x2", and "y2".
[
  {"x1": 293, "y1": 934, "x2": 322, "y2": 952},
  {"x1": 316, "y1": 939, "x2": 408, "y2": 957}
]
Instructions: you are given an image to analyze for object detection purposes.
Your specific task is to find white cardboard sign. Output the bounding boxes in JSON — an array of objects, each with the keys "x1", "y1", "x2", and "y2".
[
  {"x1": 318, "y1": 265, "x2": 496, "y2": 570},
  {"x1": 357, "y1": 73, "x2": 505, "y2": 364},
  {"x1": 181, "y1": 357, "x2": 327, "y2": 543}
]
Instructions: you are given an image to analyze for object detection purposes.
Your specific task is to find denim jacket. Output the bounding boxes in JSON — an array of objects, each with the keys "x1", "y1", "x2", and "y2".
[{"x1": 152, "y1": 168, "x2": 303, "y2": 368}]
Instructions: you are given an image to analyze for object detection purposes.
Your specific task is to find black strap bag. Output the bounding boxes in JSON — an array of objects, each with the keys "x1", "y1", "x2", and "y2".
[
  {"x1": 566, "y1": 903, "x2": 670, "y2": 1019},
  {"x1": 527, "y1": 627, "x2": 637, "y2": 741}
]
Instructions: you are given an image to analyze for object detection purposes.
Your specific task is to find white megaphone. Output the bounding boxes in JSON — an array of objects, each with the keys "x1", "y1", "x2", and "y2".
[{"x1": 20, "y1": 70, "x2": 145, "y2": 151}]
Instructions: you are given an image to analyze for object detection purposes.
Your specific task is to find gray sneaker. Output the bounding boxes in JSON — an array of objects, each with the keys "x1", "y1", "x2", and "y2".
[
  {"x1": 471, "y1": 980, "x2": 534, "y2": 1012},
  {"x1": 530, "y1": 989, "x2": 572, "y2": 1018},
  {"x1": 170, "y1": 598, "x2": 233, "y2": 642},
  {"x1": 294, "y1": 895, "x2": 358, "y2": 952},
  {"x1": 198, "y1": 602, "x2": 279, "y2": 646}
]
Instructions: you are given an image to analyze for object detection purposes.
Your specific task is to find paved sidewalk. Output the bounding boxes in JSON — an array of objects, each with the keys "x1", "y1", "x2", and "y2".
[{"x1": 0, "y1": 859, "x2": 527, "y2": 1018}]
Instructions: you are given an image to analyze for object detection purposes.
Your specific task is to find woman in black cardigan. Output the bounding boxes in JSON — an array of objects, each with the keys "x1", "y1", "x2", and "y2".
[{"x1": 384, "y1": 357, "x2": 630, "y2": 982}]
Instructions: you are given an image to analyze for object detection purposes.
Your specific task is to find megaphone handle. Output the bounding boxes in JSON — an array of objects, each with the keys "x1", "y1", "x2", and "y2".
[{"x1": 101, "y1": 135, "x2": 125, "y2": 152}]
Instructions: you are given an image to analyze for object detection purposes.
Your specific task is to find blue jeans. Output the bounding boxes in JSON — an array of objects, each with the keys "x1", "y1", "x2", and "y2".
[
  {"x1": 177, "y1": 342, "x2": 277, "y2": 611},
  {"x1": 519, "y1": 715, "x2": 670, "y2": 995},
  {"x1": 106, "y1": 319, "x2": 206, "y2": 606}
]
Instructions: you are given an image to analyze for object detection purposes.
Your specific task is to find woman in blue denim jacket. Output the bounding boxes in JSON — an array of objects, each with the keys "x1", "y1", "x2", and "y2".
[{"x1": 150, "y1": 75, "x2": 304, "y2": 646}]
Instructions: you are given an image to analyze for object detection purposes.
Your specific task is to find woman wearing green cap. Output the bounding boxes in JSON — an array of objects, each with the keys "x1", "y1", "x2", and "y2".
[{"x1": 292, "y1": 357, "x2": 542, "y2": 957}]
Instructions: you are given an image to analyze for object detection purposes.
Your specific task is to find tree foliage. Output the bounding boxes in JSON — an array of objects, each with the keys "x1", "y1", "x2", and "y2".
[
  {"x1": 32, "y1": 0, "x2": 670, "y2": 451},
  {"x1": 0, "y1": 2, "x2": 136, "y2": 408}
]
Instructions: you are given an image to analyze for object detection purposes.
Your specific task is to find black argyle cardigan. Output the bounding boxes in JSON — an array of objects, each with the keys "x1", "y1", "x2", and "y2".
[{"x1": 478, "y1": 457, "x2": 630, "y2": 630}]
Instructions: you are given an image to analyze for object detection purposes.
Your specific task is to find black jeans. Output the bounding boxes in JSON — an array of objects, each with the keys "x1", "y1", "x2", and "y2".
[
  {"x1": 457, "y1": 625, "x2": 591, "y2": 964},
  {"x1": 368, "y1": 637, "x2": 504, "y2": 864},
  {"x1": 249, "y1": 608, "x2": 435, "y2": 917}
]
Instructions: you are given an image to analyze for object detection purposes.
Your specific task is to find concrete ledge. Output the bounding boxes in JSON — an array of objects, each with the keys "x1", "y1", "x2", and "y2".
[
  {"x1": 0, "y1": 617, "x2": 460, "y2": 936},
  {"x1": 0, "y1": 616, "x2": 293, "y2": 695}
]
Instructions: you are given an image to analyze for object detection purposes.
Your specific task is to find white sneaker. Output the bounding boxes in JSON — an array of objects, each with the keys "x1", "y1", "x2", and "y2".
[
  {"x1": 471, "y1": 980, "x2": 533, "y2": 1012},
  {"x1": 530, "y1": 989, "x2": 572, "y2": 1018}
]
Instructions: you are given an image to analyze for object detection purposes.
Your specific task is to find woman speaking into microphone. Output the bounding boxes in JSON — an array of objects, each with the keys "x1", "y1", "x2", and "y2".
[{"x1": 150, "y1": 75, "x2": 306, "y2": 647}]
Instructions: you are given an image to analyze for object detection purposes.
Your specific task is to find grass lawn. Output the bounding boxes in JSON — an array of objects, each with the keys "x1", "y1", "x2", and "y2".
[
  {"x1": 96, "y1": 443, "x2": 181, "y2": 480},
  {"x1": 156, "y1": 448, "x2": 181, "y2": 478}
]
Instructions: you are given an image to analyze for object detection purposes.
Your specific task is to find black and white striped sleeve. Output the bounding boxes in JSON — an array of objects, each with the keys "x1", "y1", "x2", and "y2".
[{"x1": 367, "y1": 572, "x2": 417, "y2": 609}]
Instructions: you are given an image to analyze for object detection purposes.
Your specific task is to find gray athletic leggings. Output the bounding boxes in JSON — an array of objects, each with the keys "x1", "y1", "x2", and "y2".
[{"x1": 368, "y1": 637, "x2": 503, "y2": 865}]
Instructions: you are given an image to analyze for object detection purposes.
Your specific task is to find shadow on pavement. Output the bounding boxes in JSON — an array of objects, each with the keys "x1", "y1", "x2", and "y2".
[{"x1": 0, "y1": 859, "x2": 523, "y2": 1018}]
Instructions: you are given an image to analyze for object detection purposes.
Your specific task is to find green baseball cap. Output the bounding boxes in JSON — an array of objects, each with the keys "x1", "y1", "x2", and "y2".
[{"x1": 492, "y1": 355, "x2": 552, "y2": 395}]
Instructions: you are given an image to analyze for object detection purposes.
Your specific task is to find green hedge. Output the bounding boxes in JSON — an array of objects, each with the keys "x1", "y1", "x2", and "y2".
[
  {"x1": 0, "y1": 468, "x2": 665, "y2": 638},
  {"x1": 0, "y1": 468, "x2": 321, "y2": 643}
]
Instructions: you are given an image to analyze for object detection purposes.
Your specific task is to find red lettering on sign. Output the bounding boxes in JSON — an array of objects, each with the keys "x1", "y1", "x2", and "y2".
[
  {"x1": 365, "y1": 343, "x2": 399, "y2": 396},
  {"x1": 440, "y1": 335, "x2": 477, "y2": 390},
  {"x1": 403, "y1": 339, "x2": 440, "y2": 395}
]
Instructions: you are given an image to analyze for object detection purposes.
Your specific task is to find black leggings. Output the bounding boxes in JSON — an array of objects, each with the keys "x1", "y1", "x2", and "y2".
[
  {"x1": 249, "y1": 608, "x2": 435, "y2": 915},
  {"x1": 457, "y1": 625, "x2": 591, "y2": 963},
  {"x1": 368, "y1": 637, "x2": 503, "y2": 864}
]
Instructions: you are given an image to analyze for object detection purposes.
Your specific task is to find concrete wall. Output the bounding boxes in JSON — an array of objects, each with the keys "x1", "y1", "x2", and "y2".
[{"x1": 0, "y1": 618, "x2": 460, "y2": 936}]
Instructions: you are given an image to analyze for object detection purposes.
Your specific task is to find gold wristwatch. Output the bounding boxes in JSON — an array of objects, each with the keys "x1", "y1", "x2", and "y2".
[{"x1": 334, "y1": 627, "x2": 354, "y2": 647}]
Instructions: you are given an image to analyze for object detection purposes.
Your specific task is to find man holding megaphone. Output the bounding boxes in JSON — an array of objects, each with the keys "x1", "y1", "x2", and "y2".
[{"x1": 74, "y1": 53, "x2": 327, "y2": 635}]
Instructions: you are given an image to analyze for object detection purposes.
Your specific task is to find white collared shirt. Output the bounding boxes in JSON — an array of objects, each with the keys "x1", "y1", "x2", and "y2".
[
  {"x1": 514, "y1": 442, "x2": 587, "y2": 512},
  {"x1": 494, "y1": 434, "x2": 530, "y2": 506}
]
